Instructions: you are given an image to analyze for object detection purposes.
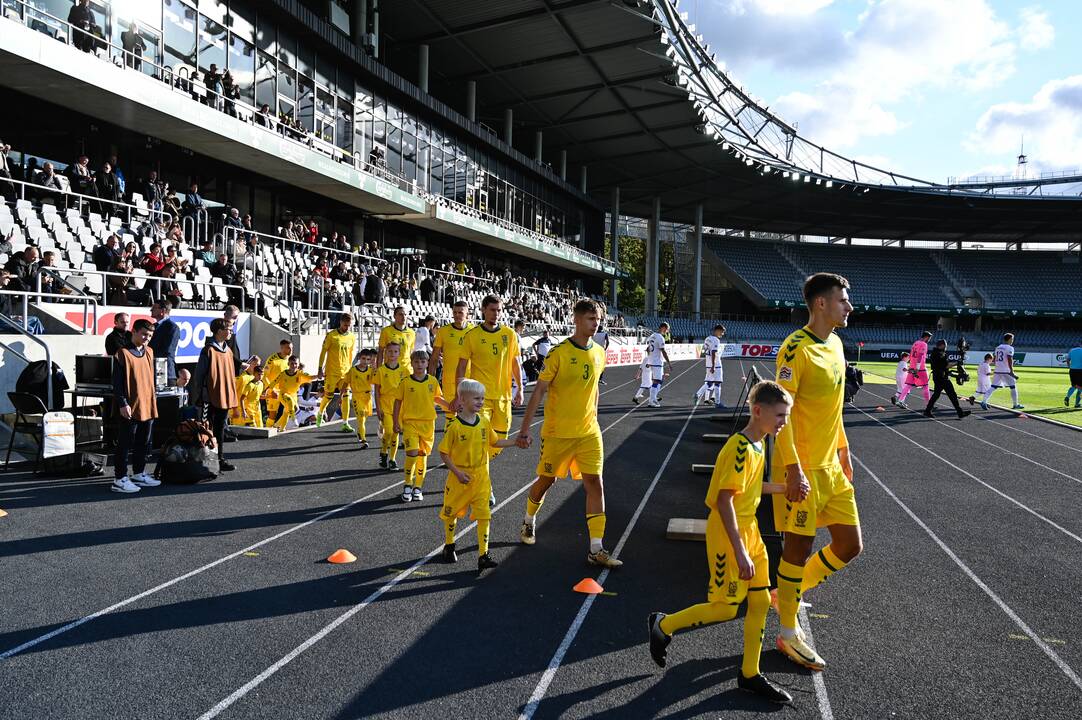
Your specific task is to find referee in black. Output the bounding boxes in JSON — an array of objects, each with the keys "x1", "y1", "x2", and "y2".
[{"x1": 924, "y1": 339, "x2": 971, "y2": 419}]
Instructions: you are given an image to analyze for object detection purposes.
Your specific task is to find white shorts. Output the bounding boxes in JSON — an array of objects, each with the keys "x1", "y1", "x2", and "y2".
[
  {"x1": 641, "y1": 364, "x2": 663, "y2": 387},
  {"x1": 991, "y1": 372, "x2": 1016, "y2": 389},
  {"x1": 895, "y1": 377, "x2": 906, "y2": 394},
  {"x1": 704, "y1": 366, "x2": 723, "y2": 383},
  {"x1": 975, "y1": 380, "x2": 991, "y2": 394}
]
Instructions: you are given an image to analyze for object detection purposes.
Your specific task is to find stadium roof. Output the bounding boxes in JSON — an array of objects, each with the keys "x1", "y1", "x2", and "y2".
[{"x1": 383, "y1": 0, "x2": 1082, "y2": 244}]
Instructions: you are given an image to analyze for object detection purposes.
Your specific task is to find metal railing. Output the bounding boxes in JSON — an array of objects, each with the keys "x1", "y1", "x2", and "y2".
[
  {"x1": 1, "y1": 174, "x2": 173, "y2": 228},
  {"x1": 4, "y1": 287, "x2": 98, "y2": 333},
  {"x1": 43, "y1": 265, "x2": 248, "y2": 312}
]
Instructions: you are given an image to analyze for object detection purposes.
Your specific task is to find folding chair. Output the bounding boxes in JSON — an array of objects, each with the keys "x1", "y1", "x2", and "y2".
[{"x1": 5, "y1": 392, "x2": 47, "y2": 472}]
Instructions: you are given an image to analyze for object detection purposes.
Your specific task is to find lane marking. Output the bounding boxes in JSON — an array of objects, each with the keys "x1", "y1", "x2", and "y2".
[
  {"x1": 854, "y1": 454, "x2": 1082, "y2": 692},
  {"x1": 518, "y1": 402, "x2": 700, "y2": 720},
  {"x1": 799, "y1": 606, "x2": 835, "y2": 720},
  {"x1": 860, "y1": 386, "x2": 1082, "y2": 485},
  {"x1": 196, "y1": 363, "x2": 702, "y2": 719},
  {"x1": 1, "y1": 374, "x2": 642, "y2": 661},
  {"x1": 853, "y1": 406, "x2": 1082, "y2": 545}
]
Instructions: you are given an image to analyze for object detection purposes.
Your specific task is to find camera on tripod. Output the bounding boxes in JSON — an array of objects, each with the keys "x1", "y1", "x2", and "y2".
[{"x1": 952, "y1": 335, "x2": 971, "y2": 385}]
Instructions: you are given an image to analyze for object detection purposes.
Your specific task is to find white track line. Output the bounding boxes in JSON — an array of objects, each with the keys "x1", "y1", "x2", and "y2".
[
  {"x1": 798, "y1": 606, "x2": 835, "y2": 720},
  {"x1": 518, "y1": 398, "x2": 699, "y2": 720},
  {"x1": 852, "y1": 406, "x2": 1082, "y2": 545},
  {"x1": 0, "y1": 375, "x2": 640, "y2": 662},
  {"x1": 196, "y1": 363, "x2": 701, "y2": 719},
  {"x1": 853, "y1": 454, "x2": 1082, "y2": 692},
  {"x1": 860, "y1": 386, "x2": 1082, "y2": 486}
]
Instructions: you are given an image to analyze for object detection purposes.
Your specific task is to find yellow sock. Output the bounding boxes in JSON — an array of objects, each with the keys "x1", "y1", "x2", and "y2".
[
  {"x1": 801, "y1": 546, "x2": 847, "y2": 595},
  {"x1": 318, "y1": 394, "x2": 331, "y2": 419},
  {"x1": 659, "y1": 601, "x2": 736, "y2": 636},
  {"x1": 741, "y1": 589, "x2": 770, "y2": 677},
  {"x1": 586, "y1": 513, "x2": 606, "y2": 550},
  {"x1": 525, "y1": 495, "x2": 544, "y2": 521},
  {"x1": 477, "y1": 519, "x2": 491, "y2": 556},
  {"x1": 404, "y1": 455, "x2": 417, "y2": 486},
  {"x1": 444, "y1": 518, "x2": 456, "y2": 545},
  {"x1": 340, "y1": 391, "x2": 351, "y2": 423},
  {"x1": 356, "y1": 413, "x2": 367, "y2": 440},
  {"x1": 414, "y1": 456, "x2": 427, "y2": 488},
  {"x1": 776, "y1": 559, "x2": 805, "y2": 631}
]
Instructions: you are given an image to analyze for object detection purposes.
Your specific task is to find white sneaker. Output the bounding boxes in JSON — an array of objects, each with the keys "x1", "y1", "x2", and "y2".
[
  {"x1": 400, "y1": 488, "x2": 413, "y2": 503},
  {"x1": 412, "y1": 486, "x2": 423, "y2": 502},
  {"x1": 111, "y1": 477, "x2": 140, "y2": 494},
  {"x1": 131, "y1": 472, "x2": 160, "y2": 488},
  {"x1": 647, "y1": 401, "x2": 661, "y2": 408}
]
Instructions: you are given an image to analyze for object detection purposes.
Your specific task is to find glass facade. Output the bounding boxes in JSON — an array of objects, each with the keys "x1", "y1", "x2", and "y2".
[{"x1": 16, "y1": 0, "x2": 584, "y2": 245}]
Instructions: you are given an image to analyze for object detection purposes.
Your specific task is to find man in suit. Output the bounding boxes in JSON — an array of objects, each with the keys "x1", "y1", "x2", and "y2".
[{"x1": 148, "y1": 299, "x2": 180, "y2": 385}]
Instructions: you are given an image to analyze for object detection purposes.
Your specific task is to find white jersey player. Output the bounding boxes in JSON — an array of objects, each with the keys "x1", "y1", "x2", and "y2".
[
  {"x1": 983, "y1": 333, "x2": 1023, "y2": 410},
  {"x1": 634, "y1": 322, "x2": 671, "y2": 407},
  {"x1": 892, "y1": 351, "x2": 910, "y2": 405},
  {"x1": 694, "y1": 324, "x2": 726, "y2": 407},
  {"x1": 966, "y1": 353, "x2": 994, "y2": 406}
]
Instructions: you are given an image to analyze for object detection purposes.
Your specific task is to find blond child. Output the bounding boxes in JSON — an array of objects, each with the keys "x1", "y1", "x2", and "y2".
[
  {"x1": 229, "y1": 355, "x2": 261, "y2": 425},
  {"x1": 393, "y1": 350, "x2": 453, "y2": 502},
  {"x1": 648, "y1": 381, "x2": 795, "y2": 705},
  {"x1": 438, "y1": 379, "x2": 521, "y2": 574}
]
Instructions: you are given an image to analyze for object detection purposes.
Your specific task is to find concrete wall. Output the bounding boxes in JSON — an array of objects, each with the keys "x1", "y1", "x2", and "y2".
[{"x1": 0, "y1": 333, "x2": 105, "y2": 414}]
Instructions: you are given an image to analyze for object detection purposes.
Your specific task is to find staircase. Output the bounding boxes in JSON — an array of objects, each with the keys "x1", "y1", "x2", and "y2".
[
  {"x1": 775, "y1": 243, "x2": 810, "y2": 287},
  {"x1": 931, "y1": 252, "x2": 993, "y2": 309}
]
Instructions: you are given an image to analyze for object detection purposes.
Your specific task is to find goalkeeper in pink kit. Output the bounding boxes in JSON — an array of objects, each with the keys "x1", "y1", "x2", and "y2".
[{"x1": 893, "y1": 331, "x2": 932, "y2": 407}]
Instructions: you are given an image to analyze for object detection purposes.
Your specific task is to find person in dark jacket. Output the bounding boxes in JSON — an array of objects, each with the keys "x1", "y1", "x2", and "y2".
[
  {"x1": 104, "y1": 312, "x2": 133, "y2": 355},
  {"x1": 924, "y1": 339, "x2": 971, "y2": 420},
  {"x1": 148, "y1": 300, "x2": 179, "y2": 384},
  {"x1": 96, "y1": 162, "x2": 121, "y2": 206},
  {"x1": 191, "y1": 318, "x2": 238, "y2": 470},
  {"x1": 110, "y1": 319, "x2": 162, "y2": 493}
]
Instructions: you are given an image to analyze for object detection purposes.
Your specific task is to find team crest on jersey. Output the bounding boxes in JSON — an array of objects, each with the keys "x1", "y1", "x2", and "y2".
[
  {"x1": 779, "y1": 366, "x2": 793, "y2": 381},
  {"x1": 570, "y1": 356, "x2": 578, "y2": 364},
  {"x1": 544, "y1": 462, "x2": 553, "y2": 473},
  {"x1": 727, "y1": 580, "x2": 738, "y2": 596},
  {"x1": 502, "y1": 335, "x2": 508, "y2": 347},
  {"x1": 795, "y1": 510, "x2": 808, "y2": 527}
]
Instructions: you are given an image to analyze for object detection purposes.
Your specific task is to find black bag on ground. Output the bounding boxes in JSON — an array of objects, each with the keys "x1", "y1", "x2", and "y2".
[
  {"x1": 844, "y1": 364, "x2": 864, "y2": 403},
  {"x1": 155, "y1": 419, "x2": 219, "y2": 484}
]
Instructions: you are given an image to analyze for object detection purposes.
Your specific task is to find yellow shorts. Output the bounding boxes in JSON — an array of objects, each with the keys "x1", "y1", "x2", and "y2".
[
  {"x1": 440, "y1": 465, "x2": 492, "y2": 521},
  {"x1": 772, "y1": 462, "x2": 859, "y2": 537},
  {"x1": 324, "y1": 373, "x2": 345, "y2": 396},
  {"x1": 441, "y1": 376, "x2": 459, "y2": 410},
  {"x1": 402, "y1": 419, "x2": 436, "y2": 455},
  {"x1": 351, "y1": 392, "x2": 373, "y2": 418},
  {"x1": 706, "y1": 515, "x2": 769, "y2": 603},
  {"x1": 482, "y1": 397, "x2": 512, "y2": 435},
  {"x1": 536, "y1": 433, "x2": 604, "y2": 479}
]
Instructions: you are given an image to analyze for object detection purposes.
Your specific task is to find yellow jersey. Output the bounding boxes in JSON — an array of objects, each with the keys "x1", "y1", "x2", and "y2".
[
  {"x1": 539, "y1": 338, "x2": 605, "y2": 438},
  {"x1": 438, "y1": 414, "x2": 499, "y2": 469},
  {"x1": 267, "y1": 370, "x2": 315, "y2": 399},
  {"x1": 320, "y1": 329, "x2": 355, "y2": 377},
  {"x1": 240, "y1": 379, "x2": 265, "y2": 408},
  {"x1": 374, "y1": 362, "x2": 409, "y2": 413},
  {"x1": 775, "y1": 326, "x2": 847, "y2": 469},
  {"x1": 263, "y1": 352, "x2": 290, "y2": 389},
  {"x1": 706, "y1": 432, "x2": 765, "y2": 523},
  {"x1": 395, "y1": 373, "x2": 444, "y2": 422},
  {"x1": 379, "y1": 324, "x2": 416, "y2": 360},
  {"x1": 343, "y1": 365, "x2": 375, "y2": 397},
  {"x1": 234, "y1": 372, "x2": 254, "y2": 402},
  {"x1": 433, "y1": 322, "x2": 474, "y2": 381},
  {"x1": 461, "y1": 324, "x2": 520, "y2": 400}
]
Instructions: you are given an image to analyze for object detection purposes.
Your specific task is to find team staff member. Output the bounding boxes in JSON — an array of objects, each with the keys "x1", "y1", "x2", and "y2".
[
  {"x1": 263, "y1": 339, "x2": 293, "y2": 425},
  {"x1": 773, "y1": 273, "x2": 863, "y2": 671},
  {"x1": 192, "y1": 318, "x2": 239, "y2": 472},
  {"x1": 317, "y1": 313, "x2": 356, "y2": 431},
  {"x1": 377, "y1": 306, "x2": 415, "y2": 368},
  {"x1": 429, "y1": 300, "x2": 473, "y2": 409},
  {"x1": 515, "y1": 299, "x2": 621, "y2": 568},
  {"x1": 110, "y1": 319, "x2": 162, "y2": 494},
  {"x1": 924, "y1": 340, "x2": 971, "y2": 419}
]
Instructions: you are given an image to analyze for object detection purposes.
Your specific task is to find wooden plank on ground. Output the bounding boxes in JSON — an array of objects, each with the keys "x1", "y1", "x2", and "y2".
[
  {"x1": 666, "y1": 518, "x2": 707, "y2": 541},
  {"x1": 702, "y1": 433, "x2": 729, "y2": 443},
  {"x1": 691, "y1": 463, "x2": 714, "y2": 474}
]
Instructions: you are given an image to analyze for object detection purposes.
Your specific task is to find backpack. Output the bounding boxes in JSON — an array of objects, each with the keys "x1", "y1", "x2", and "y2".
[
  {"x1": 155, "y1": 419, "x2": 219, "y2": 484},
  {"x1": 844, "y1": 364, "x2": 864, "y2": 403}
]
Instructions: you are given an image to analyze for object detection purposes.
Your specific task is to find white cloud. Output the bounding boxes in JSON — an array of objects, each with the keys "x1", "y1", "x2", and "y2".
[
  {"x1": 698, "y1": 0, "x2": 1030, "y2": 153},
  {"x1": 1017, "y1": 7, "x2": 1054, "y2": 51},
  {"x1": 967, "y1": 75, "x2": 1082, "y2": 174}
]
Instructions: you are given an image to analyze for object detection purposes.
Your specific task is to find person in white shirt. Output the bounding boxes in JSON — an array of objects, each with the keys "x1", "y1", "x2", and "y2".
[
  {"x1": 593, "y1": 323, "x2": 610, "y2": 385},
  {"x1": 414, "y1": 316, "x2": 435, "y2": 354},
  {"x1": 694, "y1": 324, "x2": 726, "y2": 407},
  {"x1": 635, "y1": 322, "x2": 671, "y2": 408},
  {"x1": 891, "y1": 351, "x2": 910, "y2": 406},
  {"x1": 533, "y1": 329, "x2": 553, "y2": 368},
  {"x1": 966, "y1": 353, "x2": 994, "y2": 407},
  {"x1": 983, "y1": 333, "x2": 1023, "y2": 410}
]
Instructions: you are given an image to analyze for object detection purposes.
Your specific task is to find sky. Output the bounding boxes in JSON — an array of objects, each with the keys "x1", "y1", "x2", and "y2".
[{"x1": 685, "y1": 0, "x2": 1082, "y2": 183}]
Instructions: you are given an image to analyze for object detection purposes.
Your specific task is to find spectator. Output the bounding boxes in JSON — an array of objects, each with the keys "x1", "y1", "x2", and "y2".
[
  {"x1": 123, "y1": 240, "x2": 141, "y2": 263},
  {"x1": 224, "y1": 207, "x2": 243, "y2": 232},
  {"x1": 222, "y1": 71, "x2": 239, "y2": 115},
  {"x1": 96, "y1": 161, "x2": 121, "y2": 206},
  {"x1": 420, "y1": 273, "x2": 436, "y2": 302},
  {"x1": 142, "y1": 170, "x2": 163, "y2": 213},
  {"x1": 203, "y1": 64, "x2": 223, "y2": 108},
  {"x1": 120, "y1": 21, "x2": 146, "y2": 70},
  {"x1": 110, "y1": 318, "x2": 161, "y2": 494},
  {"x1": 182, "y1": 182, "x2": 206, "y2": 219},
  {"x1": 191, "y1": 317, "x2": 238, "y2": 472},
  {"x1": 163, "y1": 184, "x2": 181, "y2": 218},
  {"x1": 0, "y1": 140, "x2": 13, "y2": 202},
  {"x1": 105, "y1": 312, "x2": 133, "y2": 355},
  {"x1": 283, "y1": 219, "x2": 299, "y2": 243},
  {"x1": 156, "y1": 264, "x2": 183, "y2": 306},
  {"x1": 94, "y1": 234, "x2": 122, "y2": 272},
  {"x1": 67, "y1": 0, "x2": 96, "y2": 53},
  {"x1": 257, "y1": 103, "x2": 274, "y2": 128},
  {"x1": 67, "y1": 155, "x2": 96, "y2": 197},
  {"x1": 306, "y1": 220, "x2": 319, "y2": 244},
  {"x1": 107, "y1": 155, "x2": 126, "y2": 199},
  {"x1": 164, "y1": 244, "x2": 189, "y2": 273},
  {"x1": 36, "y1": 162, "x2": 64, "y2": 204},
  {"x1": 140, "y1": 243, "x2": 166, "y2": 276},
  {"x1": 197, "y1": 239, "x2": 216, "y2": 265},
  {"x1": 107, "y1": 257, "x2": 134, "y2": 305},
  {"x1": 210, "y1": 253, "x2": 238, "y2": 284},
  {"x1": 0, "y1": 231, "x2": 12, "y2": 256},
  {"x1": 38, "y1": 251, "x2": 59, "y2": 295},
  {"x1": 148, "y1": 299, "x2": 179, "y2": 383},
  {"x1": 4, "y1": 246, "x2": 38, "y2": 291},
  {"x1": 364, "y1": 270, "x2": 386, "y2": 304}
]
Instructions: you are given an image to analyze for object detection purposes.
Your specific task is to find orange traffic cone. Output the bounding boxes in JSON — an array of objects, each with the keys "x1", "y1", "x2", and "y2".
[
  {"x1": 326, "y1": 548, "x2": 357, "y2": 564},
  {"x1": 0, "y1": 508, "x2": 7, "y2": 518},
  {"x1": 1018, "y1": 414, "x2": 1028, "y2": 419},
  {"x1": 573, "y1": 577, "x2": 604, "y2": 594},
  {"x1": 875, "y1": 406, "x2": 886, "y2": 412}
]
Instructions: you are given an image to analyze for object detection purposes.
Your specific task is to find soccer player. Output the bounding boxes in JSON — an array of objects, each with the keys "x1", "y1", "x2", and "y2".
[
  {"x1": 1065, "y1": 341, "x2": 1082, "y2": 409},
  {"x1": 632, "y1": 355, "x2": 652, "y2": 404},
  {"x1": 694, "y1": 324, "x2": 726, "y2": 407},
  {"x1": 439, "y1": 379, "x2": 522, "y2": 573},
  {"x1": 262, "y1": 356, "x2": 319, "y2": 431},
  {"x1": 429, "y1": 300, "x2": 473, "y2": 412},
  {"x1": 237, "y1": 365, "x2": 266, "y2": 428},
  {"x1": 966, "y1": 353, "x2": 994, "y2": 407},
  {"x1": 515, "y1": 299, "x2": 622, "y2": 568},
  {"x1": 230, "y1": 354, "x2": 261, "y2": 425},
  {"x1": 648, "y1": 381, "x2": 794, "y2": 704},
  {"x1": 773, "y1": 273, "x2": 862, "y2": 671},
  {"x1": 923, "y1": 340, "x2": 971, "y2": 419},
  {"x1": 642, "y1": 322, "x2": 671, "y2": 408},
  {"x1": 373, "y1": 341, "x2": 409, "y2": 470},
  {"x1": 316, "y1": 313, "x2": 356, "y2": 431},
  {"x1": 891, "y1": 351, "x2": 910, "y2": 406},
  {"x1": 895, "y1": 331, "x2": 932, "y2": 407},
  {"x1": 377, "y1": 306, "x2": 415, "y2": 368},
  {"x1": 456, "y1": 295, "x2": 524, "y2": 504},
  {"x1": 393, "y1": 349, "x2": 452, "y2": 502},
  {"x1": 263, "y1": 339, "x2": 293, "y2": 425},
  {"x1": 983, "y1": 333, "x2": 1024, "y2": 410},
  {"x1": 339, "y1": 349, "x2": 377, "y2": 446}
]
